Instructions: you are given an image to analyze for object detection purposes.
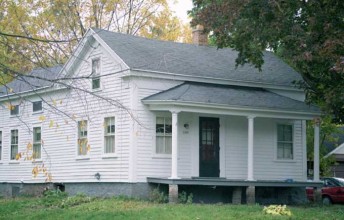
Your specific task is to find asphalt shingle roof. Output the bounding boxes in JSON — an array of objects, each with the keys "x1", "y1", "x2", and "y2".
[
  {"x1": 93, "y1": 28, "x2": 303, "y2": 87},
  {"x1": 0, "y1": 65, "x2": 63, "y2": 97},
  {"x1": 143, "y1": 82, "x2": 320, "y2": 113}
]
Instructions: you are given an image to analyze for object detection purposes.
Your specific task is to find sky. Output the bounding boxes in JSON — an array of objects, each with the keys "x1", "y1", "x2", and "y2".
[{"x1": 168, "y1": 0, "x2": 193, "y2": 23}]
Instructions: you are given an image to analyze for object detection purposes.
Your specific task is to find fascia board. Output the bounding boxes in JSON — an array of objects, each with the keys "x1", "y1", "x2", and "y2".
[{"x1": 142, "y1": 100, "x2": 321, "y2": 120}]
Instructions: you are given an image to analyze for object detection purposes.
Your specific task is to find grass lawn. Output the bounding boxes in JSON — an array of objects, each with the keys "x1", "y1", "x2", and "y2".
[{"x1": 0, "y1": 196, "x2": 343, "y2": 220}]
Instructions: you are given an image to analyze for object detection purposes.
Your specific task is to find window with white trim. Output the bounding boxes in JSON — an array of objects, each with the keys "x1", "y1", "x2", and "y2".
[
  {"x1": 156, "y1": 117, "x2": 172, "y2": 154},
  {"x1": 10, "y1": 105, "x2": 19, "y2": 116},
  {"x1": 77, "y1": 120, "x2": 88, "y2": 155},
  {"x1": 33, "y1": 127, "x2": 41, "y2": 159},
  {"x1": 0, "y1": 131, "x2": 2, "y2": 160},
  {"x1": 32, "y1": 101, "x2": 43, "y2": 113},
  {"x1": 91, "y1": 59, "x2": 100, "y2": 90},
  {"x1": 104, "y1": 117, "x2": 115, "y2": 154},
  {"x1": 10, "y1": 129, "x2": 18, "y2": 160},
  {"x1": 277, "y1": 124, "x2": 293, "y2": 159}
]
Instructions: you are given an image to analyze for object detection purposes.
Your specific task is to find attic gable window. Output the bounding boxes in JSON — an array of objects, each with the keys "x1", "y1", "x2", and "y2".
[
  {"x1": 91, "y1": 58, "x2": 100, "y2": 90},
  {"x1": 10, "y1": 105, "x2": 19, "y2": 116},
  {"x1": 32, "y1": 101, "x2": 43, "y2": 113},
  {"x1": 277, "y1": 124, "x2": 293, "y2": 160}
]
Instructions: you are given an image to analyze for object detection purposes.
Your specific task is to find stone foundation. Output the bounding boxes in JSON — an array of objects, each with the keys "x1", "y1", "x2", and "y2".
[{"x1": 0, "y1": 182, "x2": 152, "y2": 199}]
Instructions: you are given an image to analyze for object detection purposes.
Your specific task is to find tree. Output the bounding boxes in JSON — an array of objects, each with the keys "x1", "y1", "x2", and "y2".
[{"x1": 190, "y1": 0, "x2": 344, "y2": 122}]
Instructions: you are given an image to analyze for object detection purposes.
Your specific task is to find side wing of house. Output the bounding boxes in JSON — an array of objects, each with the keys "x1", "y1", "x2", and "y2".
[{"x1": 0, "y1": 31, "x2": 133, "y2": 185}]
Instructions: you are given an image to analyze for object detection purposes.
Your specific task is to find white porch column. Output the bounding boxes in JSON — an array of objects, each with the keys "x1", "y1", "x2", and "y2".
[
  {"x1": 170, "y1": 110, "x2": 180, "y2": 179},
  {"x1": 247, "y1": 116, "x2": 255, "y2": 181},
  {"x1": 313, "y1": 119, "x2": 320, "y2": 181}
]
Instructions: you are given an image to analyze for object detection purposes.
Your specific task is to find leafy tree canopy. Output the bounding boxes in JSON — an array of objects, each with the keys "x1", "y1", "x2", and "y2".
[{"x1": 190, "y1": 0, "x2": 344, "y2": 122}]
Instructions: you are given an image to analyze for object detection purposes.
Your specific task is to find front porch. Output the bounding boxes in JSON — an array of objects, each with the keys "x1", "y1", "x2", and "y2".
[{"x1": 147, "y1": 177, "x2": 323, "y2": 204}]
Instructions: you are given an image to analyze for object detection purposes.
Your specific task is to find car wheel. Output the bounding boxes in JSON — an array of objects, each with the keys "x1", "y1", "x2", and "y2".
[{"x1": 322, "y1": 196, "x2": 332, "y2": 205}]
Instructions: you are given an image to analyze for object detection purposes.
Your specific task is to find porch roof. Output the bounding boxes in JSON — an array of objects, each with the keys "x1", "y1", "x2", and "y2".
[
  {"x1": 142, "y1": 82, "x2": 320, "y2": 118},
  {"x1": 147, "y1": 177, "x2": 323, "y2": 188}
]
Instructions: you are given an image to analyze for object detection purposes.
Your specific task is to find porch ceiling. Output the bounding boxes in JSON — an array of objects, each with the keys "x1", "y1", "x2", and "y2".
[
  {"x1": 142, "y1": 82, "x2": 320, "y2": 119},
  {"x1": 147, "y1": 177, "x2": 323, "y2": 188}
]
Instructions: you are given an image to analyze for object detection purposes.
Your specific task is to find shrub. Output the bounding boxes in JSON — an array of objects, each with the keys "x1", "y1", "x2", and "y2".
[
  {"x1": 149, "y1": 188, "x2": 168, "y2": 203},
  {"x1": 59, "y1": 193, "x2": 93, "y2": 208},
  {"x1": 41, "y1": 189, "x2": 68, "y2": 207},
  {"x1": 178, "y1": 191, "x2": 193, "y2": 204},
  {"x1": 263, "y1": 205, "x2": 292, "y2": 216}
]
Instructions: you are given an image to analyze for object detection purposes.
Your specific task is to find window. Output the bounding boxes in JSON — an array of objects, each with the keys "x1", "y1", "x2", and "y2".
[
  {"x1": 0, "y1": 131, "x2": 2, "y2": 160},
  {"x1": 32, "y1": 101, "x2": 42, "y2": 112},
  {"x1": 104, "y1": 117, "x2": 115, "y2": 154},
  {"x1": 33, "y1": 127, "x2": 41, "y2": 159},
  {"x1": 156, "y1": 117, "x2": 172, "y2": 154},
  {"x1": 77, "y1": 120, "x2": 88, "y2": 155},
  {"x1": 91, "y1": 59, "x2": 100, "y2": 89},
  {"x1": 277, "y1": 124, "x2": 293, "y2": 159},
  {"x1": 10, "y1": 129, "x2": 18, "y2": 160},
  {"x1": 10, "y1": 105, "x2": 19, "y2": 116}
]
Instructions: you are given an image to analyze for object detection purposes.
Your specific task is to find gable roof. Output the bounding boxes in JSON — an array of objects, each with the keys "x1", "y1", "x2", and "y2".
[
  {"x1": 0, "y1": 65, "x2": 63, "y2": 98},
  {"x1": 143, "y1": 82, "x2": 320, "y2": 114},
  {"x1": 93, "y1": 28, "x2": 303, "y2": 87}
]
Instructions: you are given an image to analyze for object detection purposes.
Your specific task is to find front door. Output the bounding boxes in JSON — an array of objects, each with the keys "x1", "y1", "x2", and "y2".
[{"x1": 199, "y1": 117, "x2": 220, "y2": 177}]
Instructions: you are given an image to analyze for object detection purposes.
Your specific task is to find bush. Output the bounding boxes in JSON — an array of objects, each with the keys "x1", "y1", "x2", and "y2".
[
  {"x1": 149, "y1": 188, "x2": 168, "y2": 203},
  {"x1": 41, "y1": 189, "x2": 68, "y2": 207},
  {"x1": 178, "y1": 191, "x2": 193, "y2": 204},
  {"x1": 263, "y1": 205, "x2": 292, "y2": 216},
  {"x1": 59, "y1": 193, "x2": 93, "y2": 208}
]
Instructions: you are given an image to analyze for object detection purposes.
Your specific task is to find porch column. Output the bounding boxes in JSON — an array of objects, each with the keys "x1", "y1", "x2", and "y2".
[
  {"x1": 170, "y1": 110, "x2": 180, "y2": 179},
  {"x1": 313, "y1": 119, "x2": 320, "y2": 182},
  {"x1": 247, "y1": 116, "x2": 255, "y2": 181}
]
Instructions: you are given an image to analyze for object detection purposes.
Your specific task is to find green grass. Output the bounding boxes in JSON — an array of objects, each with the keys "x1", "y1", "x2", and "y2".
[{"x1": 0, "y1": 197, "x2": 343, "y2": 220}]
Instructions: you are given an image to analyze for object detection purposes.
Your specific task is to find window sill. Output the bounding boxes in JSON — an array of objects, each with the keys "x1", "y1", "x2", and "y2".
[
  {"x1": 9, "y1": 160, "x2": 20, "y2": 164},
  {"x1": 102, "y1": 154, "x2": 118, "y2": 159},
  {"x1": 32, "y1": 111, "x2": 44, "y2": 115},
  {"x1": 32, "y1": 159, "x2": 43, "y2": 163},
  {"x1": 76, "y1": 156, "x2": 90, "y2": 160},
  {"x1": 92, "y1": 88, "x2": 102, "y2": 93},
  {"x1": 152, "y1": 154, "x2": 172, "y2": 159},
  {"x1": 9, "y1": 115, "x2": 19, "y2": 118},
  {"x1": 273, "y1": 159, "x2": 296, "y2": 163}
]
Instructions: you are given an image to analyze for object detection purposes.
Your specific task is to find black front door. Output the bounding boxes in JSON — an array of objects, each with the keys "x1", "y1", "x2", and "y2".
[{"x1": 199, "y1": 117, "x2": 220, "y2": 177}]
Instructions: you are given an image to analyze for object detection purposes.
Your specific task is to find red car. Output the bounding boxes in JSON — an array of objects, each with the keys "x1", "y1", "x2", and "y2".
[{"x1": 307, "y1": 177, "x2": 344, "y2": 204}]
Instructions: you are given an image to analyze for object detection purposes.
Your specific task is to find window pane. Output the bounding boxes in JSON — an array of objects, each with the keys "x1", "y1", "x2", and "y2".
[
  {"x1": 105, "y1": 136, "x2": 115, "y2": 153},
  {"x1": 165, "y1": 136, "x2": 172, "y2": 154},
  {"x1": 156, "y1": 136, "x2": 164, "y2": 154},
  {"x1": 156, "y1": 116, "x2": 172, "y2": 154},
  {"x1": 78, "y1": 138, "x2": 87, "y2": 155},
  {"x1": 33, "y1": 143, "x2": 41, "y2": 159},
  {"x1": 277, "y1": 143, "x2": 284, "y2": 159},
  {"x1": 33, "y1": 101, "x2": 42, "y2": 112},
  {"x1": 10, "y1": 105, "x2": 19, "y2": 115},
  {"x1": 284, "y1": 143, "x2": 293, "y2": 159},
  {"x1": 92, "y1": 78, "x2": 100, "y2": 89},
  {"x1": 277, "y1": 125, "x2": 284, "y2": 141},
  {"x1": 284, "y1": 125, "x2": 292, "y2": 142},
  {"x1": 156, "y1": 117, "x2": 165, "y2": 134},
  {"x1": 33, "y1": 127, "x2": 41, "y2": 142}
]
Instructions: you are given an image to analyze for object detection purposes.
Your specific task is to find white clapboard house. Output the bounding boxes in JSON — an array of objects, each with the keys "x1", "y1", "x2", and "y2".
[{"x1": 0, "y1": 27, "x2": 322, "y2": 204}]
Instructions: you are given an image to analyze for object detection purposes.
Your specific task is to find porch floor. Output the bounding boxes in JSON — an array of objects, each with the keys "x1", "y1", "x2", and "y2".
[{"x1": 147, "y1": 177, "x2": 323, "y2": 188}]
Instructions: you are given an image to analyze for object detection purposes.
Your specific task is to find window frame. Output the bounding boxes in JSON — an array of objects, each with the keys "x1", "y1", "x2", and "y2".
[
  {"x1": 155, "y1": 115, "x2": 172, "y2": 155},
  {"x1": 76, "y1": 120, "x2": 89, "y2": 158},
  {"x1": 91, "y1": 58, "x2": 101, "y2": 90},
  {"x1": 32, "y1": 126, "x2": 42, "y2": 160},
  {"x1": 276, "y1": 123, "x2": 295, "y2": 161},
  {"x1": 32, "y1": 101, "x2": 43, "y2": 113},
  {"x1": 103, "y1": 116, "x2": 117, "y2": 157},
  {"x1": 10, "y1": 129, "x2": 19, "y2": 161},
  {"x1": 10, "y1": 104, "x2": 20, "y2": 116}
]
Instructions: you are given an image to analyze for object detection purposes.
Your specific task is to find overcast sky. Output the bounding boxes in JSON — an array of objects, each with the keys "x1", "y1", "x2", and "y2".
[{"x1": 169, "y1": 0, "x2": 193, "y2": 23}]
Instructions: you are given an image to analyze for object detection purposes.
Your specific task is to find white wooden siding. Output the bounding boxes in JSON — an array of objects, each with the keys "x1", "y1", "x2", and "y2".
[{"x1": 0, "y1": 43, "x2": 131, "y2": 183}]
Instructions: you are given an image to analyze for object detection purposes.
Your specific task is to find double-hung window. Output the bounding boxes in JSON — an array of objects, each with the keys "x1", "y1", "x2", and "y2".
[
  {"x1": 32, "y1": 101, "x2": 43, "y2": 113},
  {"x1": 156, "y1": 117, "x2": 172, "y2": 154},
  {"x1": 10, "y1": 129, "x2": 18, "y2": 160},
  {"x1": 0, "y1": 131, "x2": 2, "y2": 160},
  {"x1": 277, "y1": 124, "x2": 293, "y2": 160},
  {"x1": 10, "y1": 105, "x2": 19, "y2": 116},
  {"x1": 91, "y1": 59, "x2": 100, "y2": 90},
  {"x1": 33, "y1": 127, "x2": 41, "y2": 159},
  {"x1": 77, "y1": 120, "x2": 88, "y2": 155},
  {"x1": 104, "y1": 117, "x2": 115, "y2": 154}
]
